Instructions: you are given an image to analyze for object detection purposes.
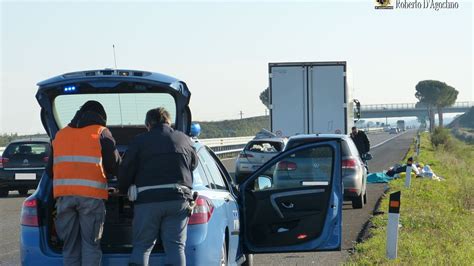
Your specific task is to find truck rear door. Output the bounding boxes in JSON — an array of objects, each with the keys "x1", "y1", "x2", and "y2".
[
  {"x1": 308, "y1": 64, "x2": 347, "y2": 134},
  {"x1": 269, "y1": 65, "x2": 307, "y2": 137}
]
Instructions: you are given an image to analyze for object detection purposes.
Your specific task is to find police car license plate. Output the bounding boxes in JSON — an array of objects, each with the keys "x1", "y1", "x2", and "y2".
[{"x1": 15, "y1": 173, "x2": 36, "y2": 180}]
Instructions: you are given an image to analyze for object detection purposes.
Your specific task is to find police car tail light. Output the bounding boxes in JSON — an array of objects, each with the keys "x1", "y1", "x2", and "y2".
[
  {"x1": 188, "y1": 196, "x2": 214, "y2": 225},
  {"x1": 21, "y1": 197, "x2": 39, "y2": 227},
  {"x1": 0, "y1": 157, "x2": 9, "y2": 168}
]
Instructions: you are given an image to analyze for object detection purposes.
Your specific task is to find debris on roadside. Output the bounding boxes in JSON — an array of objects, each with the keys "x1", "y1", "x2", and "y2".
[
  {"x1": 367, "y1": 162, "x2": 444, "y2": 184},
  {"x1": 367, "y1": 172, "x2": 392, "y2": 183}
]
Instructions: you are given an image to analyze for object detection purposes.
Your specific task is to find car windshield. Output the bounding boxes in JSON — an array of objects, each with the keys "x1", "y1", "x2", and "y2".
[
  {"x1": 53, "y1": 93, "x2": 176, "y2": 128},
  {"x1": 245, "y1": 141, "x2": 283, "y2": 153}
]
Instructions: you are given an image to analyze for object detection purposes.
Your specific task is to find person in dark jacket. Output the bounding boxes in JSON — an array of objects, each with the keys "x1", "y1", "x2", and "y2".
[
  {"x1": 46, "y1": 100, "x2": 121, "y2": 266},
  {"x1": 350, "y1": 126, "x2": 370, "y2": 156},
  {"x1": 119, "y1": 107, "x2": 197, "y2": 266}
]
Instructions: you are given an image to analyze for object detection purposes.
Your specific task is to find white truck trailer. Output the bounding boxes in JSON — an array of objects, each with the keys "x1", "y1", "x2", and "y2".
[{"x1": 269, "y1": 61, "x2": 359, "y2": 137}]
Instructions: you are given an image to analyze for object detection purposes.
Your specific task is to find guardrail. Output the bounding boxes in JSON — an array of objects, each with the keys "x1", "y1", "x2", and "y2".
[
  {"x1": 364, "y1": 127, "x2": 384, "y2": 133},
  {"x1": 200, "y1": 128, "x2": 386, "y2": 158},
  {"x1": 0, "y1": 128, "x2": 386, "y2": 159},
  {"x1": 361, "y1": 101, "x2": 473, "y2": 111},
  {"x1": 199, "y1": 136, "x2": 254, "y2": 157}
]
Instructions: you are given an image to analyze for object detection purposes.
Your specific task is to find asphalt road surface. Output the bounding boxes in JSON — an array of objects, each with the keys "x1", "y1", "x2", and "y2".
[{"x1": 0, "y1": 130, "x2": 416, "y2": 266}]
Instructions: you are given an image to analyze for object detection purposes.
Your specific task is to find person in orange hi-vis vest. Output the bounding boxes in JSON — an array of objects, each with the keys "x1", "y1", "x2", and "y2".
[{"x1": 47, "y1": 100, "x2": 121, "y2": 266}]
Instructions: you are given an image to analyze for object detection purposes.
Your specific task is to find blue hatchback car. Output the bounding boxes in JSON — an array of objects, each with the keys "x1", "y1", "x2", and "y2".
[{"x1": 20, "y1": 69, "x2": 344, "y2": 265}]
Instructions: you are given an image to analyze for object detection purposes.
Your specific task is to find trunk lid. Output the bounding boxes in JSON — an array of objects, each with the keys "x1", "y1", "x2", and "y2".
[{"x1": 36, "y1": 69, "x2": 192, "y2": 138}]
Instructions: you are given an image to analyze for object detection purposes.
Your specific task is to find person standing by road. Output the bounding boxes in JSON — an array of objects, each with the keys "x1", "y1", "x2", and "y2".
[
  {"x1": 406, "y1": 157, "x2": 420, "y2": 176},
  {"x1": 350, "y1": 126, "x2": 371, "y2": 157},
  {"x1": 119, "y1": 107, "x2": 197, "y2": 266},
  {"x1": 49, "y1": 100, "x2": 121, "y2": 266}
]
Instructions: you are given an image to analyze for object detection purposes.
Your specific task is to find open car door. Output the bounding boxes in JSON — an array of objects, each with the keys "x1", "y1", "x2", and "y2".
[{"x1": 240, "y1": 140, "x2": 343, "y2": 253}]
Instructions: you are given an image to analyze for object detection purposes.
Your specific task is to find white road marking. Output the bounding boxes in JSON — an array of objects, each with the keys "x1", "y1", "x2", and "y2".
[{"x1": 372, "y1": 130, "x2": 410, "y2": 149}]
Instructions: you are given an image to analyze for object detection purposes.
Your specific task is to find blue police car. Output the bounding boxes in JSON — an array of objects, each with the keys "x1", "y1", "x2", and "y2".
[{"x1": 20, "y1": 69, "x2": 343, "y2": 265}]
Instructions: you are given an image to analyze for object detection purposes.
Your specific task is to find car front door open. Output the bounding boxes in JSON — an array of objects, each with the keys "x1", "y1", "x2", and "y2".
[{"x1": 240, "y1": 140, "x2": 343, "y2": 253}]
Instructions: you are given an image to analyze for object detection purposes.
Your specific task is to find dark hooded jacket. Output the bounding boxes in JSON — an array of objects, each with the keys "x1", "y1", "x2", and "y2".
[
  {"x1": 46, "y1": 109, "x2": 121, "y2": 179},
  {"x1": 350, "y1": 130, "x2": 370, "y2": 155}
]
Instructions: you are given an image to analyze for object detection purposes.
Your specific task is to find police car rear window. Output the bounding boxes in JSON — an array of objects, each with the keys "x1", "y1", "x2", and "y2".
[{"x1": 53, "y1": 93, "x2": 176, "y2": 128}]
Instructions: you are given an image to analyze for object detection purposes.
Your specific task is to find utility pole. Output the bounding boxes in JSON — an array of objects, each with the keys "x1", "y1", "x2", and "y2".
[
  {"x1": 112, "y1": 44, "x2": 118, "y2": 69},
  {"x1": 239, "y1": 111, "x2": 244, "y2": 119}
]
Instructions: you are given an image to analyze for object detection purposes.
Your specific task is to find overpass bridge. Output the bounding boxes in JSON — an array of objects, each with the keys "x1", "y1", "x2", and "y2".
[{"x1": 360, "y1": 101, "x2": 473, "y2": 119}]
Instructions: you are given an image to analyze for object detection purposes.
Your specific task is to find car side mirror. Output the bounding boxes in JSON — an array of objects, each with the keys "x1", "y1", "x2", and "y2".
[
  {"x1": 363, "y1": 153, "x2": 373, "y2": 161},
  {"x1": 353, "y1": 99, "x2": 361, "y2": 121},
  {"x1": 255, "y1": 176, "x2": 272, "y2": 190}
]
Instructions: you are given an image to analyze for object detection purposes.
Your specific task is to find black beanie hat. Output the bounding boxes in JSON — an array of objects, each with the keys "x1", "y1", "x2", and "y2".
[{"x1": 79, "y1": 100, "x2": 107, "y2": 121}]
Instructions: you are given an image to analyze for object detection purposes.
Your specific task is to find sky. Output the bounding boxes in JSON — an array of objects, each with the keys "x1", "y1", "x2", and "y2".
[{"x1": 1, "y1": 0, "x2": 473, "y2": 134}]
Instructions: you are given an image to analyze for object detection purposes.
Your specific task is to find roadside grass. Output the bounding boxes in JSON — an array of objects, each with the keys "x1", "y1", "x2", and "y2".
[{"x1": 347, "y1": 133, "x2": 474, "y2": 265}]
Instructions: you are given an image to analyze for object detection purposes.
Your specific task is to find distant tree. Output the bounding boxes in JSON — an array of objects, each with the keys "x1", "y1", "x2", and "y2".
[
  {"x1": 436, "y1": 85, "x2": 458, "y2": 127},
  {"x1": 415, "y1": 101, "x2": 429, "y2": 127},
  {"x1": 415, "y1": 80, "x2": 458, "y2": 131},
  {"x1": 259, "y1": 87, "x2": 270, "y2": 109}
]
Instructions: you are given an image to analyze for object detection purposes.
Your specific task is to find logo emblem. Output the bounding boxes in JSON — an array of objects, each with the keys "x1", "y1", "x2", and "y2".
[
  {"x1": 375, "y1": 0, "x2": 393, "y2": 9},
  {"x1": 23, "y1": 159, "x2": 29, "y2": 165}
]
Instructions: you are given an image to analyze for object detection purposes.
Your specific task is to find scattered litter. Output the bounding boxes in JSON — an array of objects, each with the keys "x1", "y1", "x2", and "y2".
[
  {"x1": 418, "y1": 165, "x2": 444, "y2": 181},
  {"x1": 369, "y1": 162, "x2": 444, "y2": 184},
  {"x1": 381, "y1": 162, "x2": 444, "y2": 183}
]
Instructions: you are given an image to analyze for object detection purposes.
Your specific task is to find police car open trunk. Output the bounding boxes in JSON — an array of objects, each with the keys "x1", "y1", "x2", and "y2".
[{"x1": 35, "y1": 69, "x2": 191, "y2": 253}]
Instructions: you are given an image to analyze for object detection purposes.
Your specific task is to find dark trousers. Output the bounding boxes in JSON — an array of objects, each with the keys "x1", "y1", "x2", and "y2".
[
  {"x1": 55, "y1": 196, "x2": 106, "y2": 266},
  {"x1": 130, "y1": 200, "x2": 189, "y2": 266}
]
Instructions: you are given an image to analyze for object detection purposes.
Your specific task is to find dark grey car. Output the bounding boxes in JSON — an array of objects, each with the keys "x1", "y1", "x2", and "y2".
[
  {"x1": 284, "y1": 134, "x2": 368, "y2": 209},
  {"x1": 0, "y1": 138, "x2": 50, "y2": 197}
]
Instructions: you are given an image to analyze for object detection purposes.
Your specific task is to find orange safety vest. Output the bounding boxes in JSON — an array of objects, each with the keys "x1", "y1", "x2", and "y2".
[{"x1": 52, "y1": 125, "x2": 108, "y2": 200}]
